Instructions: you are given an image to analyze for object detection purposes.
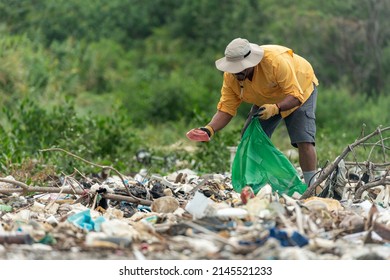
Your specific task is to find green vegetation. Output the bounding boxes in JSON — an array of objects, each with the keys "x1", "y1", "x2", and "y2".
[{"x1": 0, "y1": 0, "x2": 389, "y2": 180}]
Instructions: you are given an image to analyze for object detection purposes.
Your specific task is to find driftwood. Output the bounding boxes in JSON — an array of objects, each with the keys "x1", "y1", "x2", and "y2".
[{"x1": 301, "y1": 125, "x2": 390, "y2": 200}]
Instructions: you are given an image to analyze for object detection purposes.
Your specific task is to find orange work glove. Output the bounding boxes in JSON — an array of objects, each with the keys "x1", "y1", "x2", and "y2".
[{"x1": 258, "y1": 104, "x2": 280, "y2": 120}]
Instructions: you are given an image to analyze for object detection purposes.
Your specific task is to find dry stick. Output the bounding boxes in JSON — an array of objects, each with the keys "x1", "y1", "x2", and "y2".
[
  {"x1": 0, "y1": 178, "x2": 28, "y2": 190},
  {"x1": 354, "y1": 168, "x2": 390, "y2": 201},
  {"x1": 351, "y1": 138, "x2": 390, "y2": 200},
  {"x1": 61, "y1": 172, "x2": 81, "y2": 195},
  {"x1": 344, "y1": 161, "x2": 390, "y2": 169},
  {"x1": 361, "y1": 139, "x2": 390, "y2": 151},
  {"x1": 301, "y1": 126, "x2": 390, "y2": 199},
  {"x1": 40, "y1": 147, "x2": 134, "y2": 197},
  {"x1": 367, "y1": 137, "x2": 390, "y2": 162},
  {"x1": 378, "y1": 129, "x2": 387, "y2": 162},
  {"x1": 74, "y1": 167, "x2": 93, "y2": 184},
  {"x1": 44, "y1": 176, "x2": 68, "y2": 210},
  {"x1": 91, "y1": 193, "x2": 98, "y2": 209},
  {"x1": 0, "y1": 185, "x2": 152, "y2": 206}
]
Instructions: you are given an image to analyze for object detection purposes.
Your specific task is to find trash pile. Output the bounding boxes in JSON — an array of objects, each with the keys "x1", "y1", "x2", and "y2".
[{"x1": 1, "y1": 166, "x2": 390, "y2": 260}]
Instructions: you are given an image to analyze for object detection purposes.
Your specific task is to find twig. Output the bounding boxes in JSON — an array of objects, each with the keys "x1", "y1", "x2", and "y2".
[
  {"x1": 367, "y1": 137, "x2": 389, "y2": 162},
  {"x1": 354, "y1": 168, "x2": 390, "y2": 201},
  {"x1": 61, "y1": 172, "x2": 83, "y2": 194},
  {"x1": 74, "y1": 168, "x2": 93, "y2": 184},
  {"x1": 91, "y1": 193, "x2": 98, "y2": 209},
  {"x1": 0, "y1": 178, "x2": 29, "y2": 190},
  {"x1": 344, "y1": 161, "x2": 390, "y2": 169},
  {"x1": 0, "y1": 185, "x2": 152, "y2": 206},
  {"x1": 301, "y1": 126, "x2": 390, "y2": 199},
  {"x1": 377, "y1": 127, "x2": 387, "y2": 162},
  {"x1": 40, "y1": 147, "x2": 132, "y2": 196}
]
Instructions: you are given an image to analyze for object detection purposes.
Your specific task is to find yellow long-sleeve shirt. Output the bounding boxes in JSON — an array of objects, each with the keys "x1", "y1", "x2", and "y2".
[{"x1": 217, "y1": 45, "x2": 319, "y2": 118}]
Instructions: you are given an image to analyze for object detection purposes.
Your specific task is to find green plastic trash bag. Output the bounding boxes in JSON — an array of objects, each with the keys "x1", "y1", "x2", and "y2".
[{"x1": 232, "y1": 118, "x2": 307, "y2": 196}]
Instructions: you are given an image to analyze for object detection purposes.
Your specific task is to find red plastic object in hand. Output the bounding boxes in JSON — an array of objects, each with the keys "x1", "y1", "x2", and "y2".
[
  {"x1": 240, "y1": 186, "x2": 255, "y2": 204},
  {"x1": 186, "y1": 128, "x2": 210, "y2": 142}
]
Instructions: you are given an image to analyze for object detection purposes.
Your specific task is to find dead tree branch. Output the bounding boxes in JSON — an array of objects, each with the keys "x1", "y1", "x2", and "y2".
[
  {"x1": 0, "y1": 147, "x2": 155, "y2": 206},
  {"x1": 344, "y1": 161, "x2": 390, "y2": 169},
  {"x1": 367, "y1": 136, "x2": 389, "y2": 162},
  {"x1": 40, "y1": 147, "x2": 132, "y2": 196},
  {"x1": 0, "y1": 178, "x2": 28, "y2": 190},
  {"x1": 0, "y1": 180, "x2": 152, "y2": 206},
  {"x1": 354, "y1": 168, "x2": 390, "y2": 201},
  {"x1": 301, "y1": 125, "x2": 390, "y2": 199}
]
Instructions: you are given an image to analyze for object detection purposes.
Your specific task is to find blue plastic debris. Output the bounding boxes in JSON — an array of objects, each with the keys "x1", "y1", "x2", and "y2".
[
  {"x1": 239, "y1": 237, "x2": 268, "y2": 247},
  {"x1": 269, "y1": 227, "x2": 309, "y2": 247},
  {"x1": 67, "y1": 209, "x2": 106, "y2": 231}
]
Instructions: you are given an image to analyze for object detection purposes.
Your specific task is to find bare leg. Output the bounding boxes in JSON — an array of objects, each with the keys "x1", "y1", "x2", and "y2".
[
  {"x1": 297, "y1": 142, "x2": 316, "y2": 171},
  {"x1": 297, "y1": 142, "x2": 317, "y2": 186}
]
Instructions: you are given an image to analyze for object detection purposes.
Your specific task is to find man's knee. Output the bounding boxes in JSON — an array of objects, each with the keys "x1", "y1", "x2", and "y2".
[{"x1": 297, "y1": 142, "x2": 315, "y2": 151}]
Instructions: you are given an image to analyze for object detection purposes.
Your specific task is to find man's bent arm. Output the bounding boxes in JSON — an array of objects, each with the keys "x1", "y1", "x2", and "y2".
[
  {"x1": 277, "y1": 95, "x2": 301, "y2": 112},
  {"x1": 207, "y1": 110, "x2": 233, "y2": 132}
]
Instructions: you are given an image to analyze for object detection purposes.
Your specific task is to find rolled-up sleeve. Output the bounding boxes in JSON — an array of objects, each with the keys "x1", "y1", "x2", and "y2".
[{"x1": 216, "y1": 75, "x2": 242, "y2": 116}]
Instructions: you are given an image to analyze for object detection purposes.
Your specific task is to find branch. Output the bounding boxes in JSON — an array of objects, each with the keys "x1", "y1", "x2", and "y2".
[
  {"x1": 0, "y1": 185, "x2": 152, "y2": 206},
  {"x1": 0, "y1": 178, "x2": 28, "y2": 190},
  {"x1": 367, "y1": 136, "x2": 389, "y2": 162},
  {"x1": 301, "y1": 126, "x2": 390, "y2": 199},
  {"x1": 344, "y1": 161, "x2": 390, "y2": 169},
  {"x1": 40, "y1": 147, "x2": 132, "y2": 196},
  {"x1": 354, "y1": 168, "x2": 390, "y2": 201}
]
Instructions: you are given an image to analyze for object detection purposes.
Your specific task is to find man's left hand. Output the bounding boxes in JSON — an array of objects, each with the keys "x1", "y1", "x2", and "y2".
[{"x1": 258, "y1": 104, "x2": 279, "y2": 120}]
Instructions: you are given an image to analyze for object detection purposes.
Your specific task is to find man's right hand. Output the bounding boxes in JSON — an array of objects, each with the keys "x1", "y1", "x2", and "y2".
[
  {"x1": 186, "y1": 126, "x2": 213, "y2": 142},
  {"x1": 257, "y1": 104, "x2": 279, "y2": 120}
]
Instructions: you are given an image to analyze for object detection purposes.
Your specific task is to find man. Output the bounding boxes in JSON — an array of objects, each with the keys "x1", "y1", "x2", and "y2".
[{"x1": 187, "y1": 38, "x2": 319, "y2": 187}]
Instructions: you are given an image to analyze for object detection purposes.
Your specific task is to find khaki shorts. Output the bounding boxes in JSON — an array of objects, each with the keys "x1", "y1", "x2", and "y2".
[{"x1": 242, "y1": 85, "x2": 318, "y2": 147}]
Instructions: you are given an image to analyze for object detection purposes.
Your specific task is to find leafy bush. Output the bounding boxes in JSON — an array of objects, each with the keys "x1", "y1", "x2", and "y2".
[
  {"x1": 0, "y1": 98, "x2": 141, "y2": 175},
  {"x1": 316, "y1": 87, "x2": 390, "y2": 137}
]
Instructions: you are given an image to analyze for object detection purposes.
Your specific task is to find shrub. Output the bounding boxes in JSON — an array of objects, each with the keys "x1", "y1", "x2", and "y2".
[{"x1": 0, "y1": 98, "x2": 141, "y2": 175}]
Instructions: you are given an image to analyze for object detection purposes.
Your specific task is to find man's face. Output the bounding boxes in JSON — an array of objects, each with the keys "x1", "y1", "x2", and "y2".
[{"x1": 234, "y1": 68, "x2": 251, "y2": 81}]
